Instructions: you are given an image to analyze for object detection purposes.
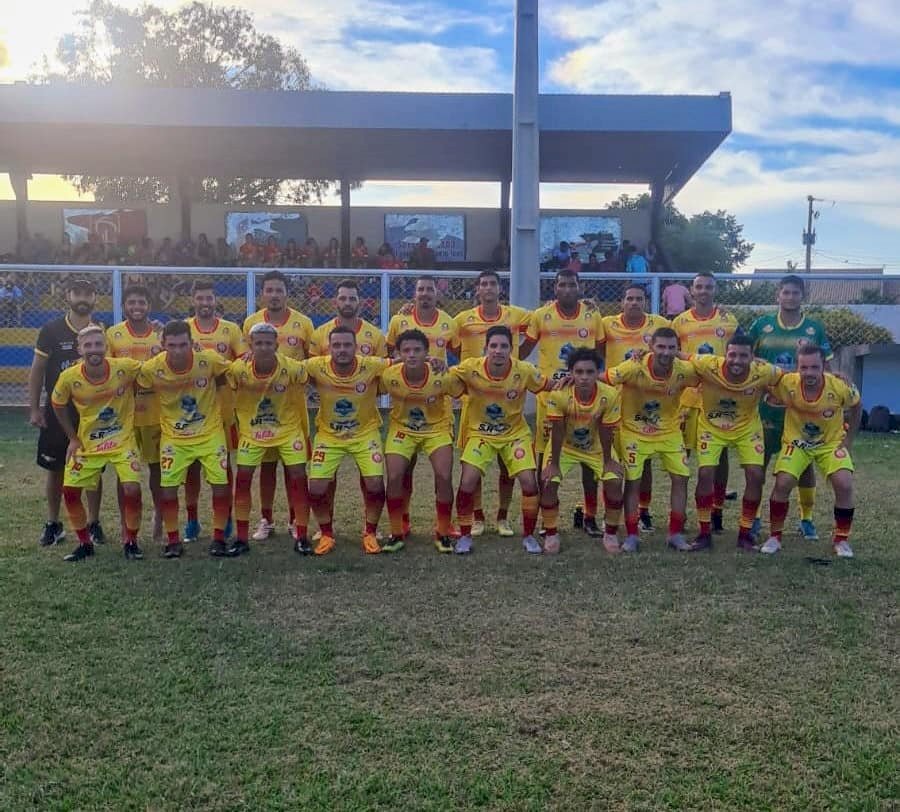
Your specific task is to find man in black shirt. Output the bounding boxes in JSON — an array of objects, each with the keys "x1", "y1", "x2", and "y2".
[{"x1": 28, "y1": 278, "x2": 106, "y2": 547}]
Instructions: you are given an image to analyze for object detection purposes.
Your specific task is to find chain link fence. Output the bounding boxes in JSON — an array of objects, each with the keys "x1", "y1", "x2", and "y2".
[{"x1": 1, "y1": 265, "x2": 896, "y2": 405}]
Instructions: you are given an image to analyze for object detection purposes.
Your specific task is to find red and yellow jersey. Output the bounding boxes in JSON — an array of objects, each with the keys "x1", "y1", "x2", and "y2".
[
  {"x1": 243, "y1": 308, "x2": 314, "y2": 361},
  {"x1": 450, "y1": 357, "x2": 549, "y2": 439},
  {"x1": 386, "y1": 308, "x2": 458, "y2": 362},
  {"x1": 453, "y1": 304, "x2": 531, "y2": 361},
  {"x1": 308, "y1": 317, "x2": 387, "y2": 359},
  {"x1": 105, "y1": 320, "x2": 162, "y2": 427},
  {"x1": 601, "y1": 313, "x2": 671, "y2": 368},
  {"x1": 379, "y1": 364, "x2": 453, "y2": 435},
  {"x1": 525, "y1": 302, "x2": 606, "y2": 381},
  {"x1": 772, "y1": 373, "x2": 860, "y2": 448},
  {"x1": 690, "y1": 355, "x2": 782, "y2": 434},
  {"x1": 672, "y1": 308, "x2": 740, "y2": 408},
  {"x1": 604, "y1": 355, "x2": 699, "y2": 438},
  {"x1": 299, "y1": 355, "x2": 389, "y2": 440},
  {"x1": 51, "y1": 357, "x2": 142, "y2": 454},
  {"x1": 546, "y1": 381, "x2": 621, "y2": 454},
  {"x1": 137, "y1": 349, "x2": 230, "y2": 443},
  {"x1": 187, "y1": 316, "x2": 246, "y2": 360},
  {"x1": 228, "y1": 354, "x2": 308, "y2": 446}
]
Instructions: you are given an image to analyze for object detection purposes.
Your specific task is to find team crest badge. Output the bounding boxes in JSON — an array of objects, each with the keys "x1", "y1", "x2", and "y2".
[
  {"x1": 514, "y1": 447, "x2": 525, "y2": 459},
  {"x1": 578, "y1": 328, "x2": 589, "y2": 338},
  {"x1": 834, "y1": 448, "x2": 847, "y2": 458},
  {"x1": 216, "y1": 342, "x2": 226, "y2": 353},
  {"x1": 287, "y1": 336, "x2": 298, "y2": 346},
  {"x1": 506, "y1": 390, "x2": 519, "y2": 399},
  {"x1": 196, "y1": 377, "x2": 208, "y2": 388},
  {"x1": 199, "y1": 360, "x2": 208, "y2": 367},
  {"x1": 436, "y1": 338, "x2": 445, "y2": 347},
  {"x1": 372, "y1": 452, "x2": 383, "y2": 463},
  {"x1": 355, "y1": 383, "x2": 367, "y2": 393},
  {"x1": 361, "y1": 345, "x2": 372, "y2": 355},
  {"x1": 716, "y1": 327, "x2": 726, "y2": 337},
  {"x1": 293, "y1": 439, "x2": 304, "y2": 451},
  {"x1": 275, "y1": 383, "x2": 286, "y2": 393},
  {"x1": 823, "y1": 409, "x2": 835, "y2": 418},
  {"x1": 763, "y1": 324, "x2": 774, "y2": 333},
  {"x1": 427, "y1": 396, "x2": 437, "y2": 404}
]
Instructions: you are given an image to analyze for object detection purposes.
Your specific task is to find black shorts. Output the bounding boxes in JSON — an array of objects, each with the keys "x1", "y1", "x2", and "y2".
[{"x1": 36, "y1": 404, "x2": 77, "y2": 472}]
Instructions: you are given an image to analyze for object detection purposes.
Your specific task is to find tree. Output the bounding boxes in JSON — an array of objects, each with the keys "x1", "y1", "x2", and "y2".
[
  {"x1": 605, "y1": 193, "x2": 754, "y2": 273},
  {"x1": 34, "y1": 0, "x2": 333, "y2": 206}
]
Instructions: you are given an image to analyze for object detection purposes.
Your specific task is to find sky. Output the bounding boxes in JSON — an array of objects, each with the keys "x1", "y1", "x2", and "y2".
[{"x1": 1, "y1": 0, "x2": 900, "y2": 270}]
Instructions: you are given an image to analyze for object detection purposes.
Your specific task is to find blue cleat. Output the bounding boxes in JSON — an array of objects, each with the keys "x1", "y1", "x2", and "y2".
[
  {"x1": 183, "y1": 518, "x2": 201, "y2": 544},
  {"x1": 749, "y1": 517, "x2": 762, "y2": 541},
  {"x1": 798, "y1": 519, "x2": 819, "y2": 541}
]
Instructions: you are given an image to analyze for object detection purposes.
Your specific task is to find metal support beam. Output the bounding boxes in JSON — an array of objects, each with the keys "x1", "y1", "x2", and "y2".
[
  {"x1": 649, "y1": 180, "x2": 672, "y2": 272},
  {"x1": 9, "y1": 171, "x2": 31, "y2": 248},
  {"x1": 175, "y1": 175, "x2": 192, "y2": 243},
  {"x1": 510, "y1": 0, "x2": 540, "y2": 309},
  {"x1": 340, "y1": 178, "x2": 352, "y2": 268},
  {"x1": 499, "y1": 178, "x2": 511, "y2": 245}
]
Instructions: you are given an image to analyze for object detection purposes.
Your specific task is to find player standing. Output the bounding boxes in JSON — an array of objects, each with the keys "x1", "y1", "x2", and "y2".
[
  {"x1": 28, "y1": 278, "x2": 105, "y2": 547},
  {"x1": 760, "y1": 345, "x2": 860, "y2": 557},
  {"x1": 51, "y1": 326, "x2": 144, "y2": 561}
]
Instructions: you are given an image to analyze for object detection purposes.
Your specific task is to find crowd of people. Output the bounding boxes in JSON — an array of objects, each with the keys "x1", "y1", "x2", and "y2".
[{"x1": 30, "y1": 269, "x2": 861, "y2": 566}]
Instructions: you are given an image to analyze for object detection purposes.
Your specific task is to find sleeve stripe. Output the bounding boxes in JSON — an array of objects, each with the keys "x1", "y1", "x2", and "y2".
[{"x1": 33, "y1": 348, "x2": 49, "y2": 358}]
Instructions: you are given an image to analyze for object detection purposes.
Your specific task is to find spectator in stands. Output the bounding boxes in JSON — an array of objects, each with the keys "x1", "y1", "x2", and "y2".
[
  {"x1": 155, "y1": 236, "x2": 175, "y2": 266},
  {"x1": 238, "y1": 234, "x2": 259, "y2": 267},
  {"x1": 409, "y1": 237, "x2": 437, "y2": 269},
  {"x1": 302, "y1": 237, "x2": 322, "y2": 268},
  {"x1": 263, "y1": 235, "x2": 282, "y2": 268},
  {"x1": 376, "y1": 242, "x2": 404, "y2": 270},
  {"x1": 323, "y1": 237, "x2": 340, "y2": 268},
  {"x1": 491, "y1": 239, "x2": 510, "y2": 269},
  {"x1": 54, "y1": 233, "x2": 75, "y2": 265},
  {"x1": 196, "y1": 233, "x2": 213, "y2": 265},
  {"x1": 553, "y1": 241, "x2": 571, "y2": 268},
  {"x1": 135, "y1": 237, "x2": 155, "y2": 266},
  {"x1": 174, "y1": 238, "x2": 196, "y2": 266},
  {"x1": 76, "y1": 233, "x2": 106, "y2": 265},
  {"x1": 282, "y1": 238, "x2": 302, "y2": 268},
  {"x1": 567, "y1": 251, "x2": 583, "y2": 273},
  {"x1": 585, "y1": 252, "x2": 602, "y2": 272},
  {"x1": 0, "y1": 273, "x2": 24, "y2": 326},
  {"x1": 352, "y1": 236, "x2": 369, "y2": 268},
  {"x1": 597, "y1": 249, "x2": 619, "y2": 272},
  {"x1": 661, "y1": 280, "x2": 693, "y2": 318},
  {"x1": 625, "y1": 245, "x2": 649, "y2": 274},
  {"x1": 214, "y1": 237, "x2": 235, "y2": 267},
  {"x1": 646, "y1": 240, "x2": 661, "y2": 272}
]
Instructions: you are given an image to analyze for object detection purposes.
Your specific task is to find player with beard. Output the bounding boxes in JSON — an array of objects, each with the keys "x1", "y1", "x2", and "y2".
[{"x1": 29, "y1": 278, "x2": 106, "y2": 548}]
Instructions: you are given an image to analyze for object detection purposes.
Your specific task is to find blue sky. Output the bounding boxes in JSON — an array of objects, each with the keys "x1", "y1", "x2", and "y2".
[{"x1": 2, "y1": 0, "x2": 899, "y2": 270}]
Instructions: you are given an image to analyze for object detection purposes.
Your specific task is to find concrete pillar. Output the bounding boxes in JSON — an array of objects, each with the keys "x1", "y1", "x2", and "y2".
[
  {"x1": 499, "y1": 178, "x2": 511, "y2": 245},
  {"x1": 175, "y1": 175, "x2": 192, "y2": 243},
  {"x1": 340, "y1": 178, "x2": 351, "y2": 267},
  {"x1": 9, "y1": 172, "x2": 31, "y2": 248},
  {"x1": 649, "y1": 180, "x2": 671, "y2": 272}
]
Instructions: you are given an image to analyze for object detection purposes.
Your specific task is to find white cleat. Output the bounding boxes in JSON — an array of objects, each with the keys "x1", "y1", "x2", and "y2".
[
  {"x1": 522, "y1": 535, "x2": 543, "y2": 555},
  {"x1": 833, "y1": 540, "x2": 854, "y2": 558},
  {"x1": 759, "y1": 536, "x2": 782, "y2": 555},
  {"x1": 543, "y1": 533, "x2": 561, "y2": 554},
  {"x1": 496, "y1": 519, "x2": 515, "y2": 537},
  {"x1": 471, "y1": 520, "x2": 485, "y2": 537},
  {"x1": 602, "y1": 532, "x2": 621, "y2": 554},
  {"x1": 251, "y1": 518, "x2": 275, "y2": 541}
]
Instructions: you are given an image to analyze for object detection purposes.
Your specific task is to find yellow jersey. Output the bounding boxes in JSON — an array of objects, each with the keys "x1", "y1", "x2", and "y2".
[
  {"x1": 453, "y1": 304, "x2": 531, "y2": 361},
  {"x1": 379, "y1": 364, "x2": 453, "y2": 435},
  {"x1": 228, "y1": 354, "x2": 308, "y2": 446},
  {"x1": 309, "y1": 317, "x2": 387, "y2": 359},
  {"x1": 525, "y1": 302, "x2": 605, "y2": 381},
  {"x1": 243, "y1": 308, "x2": 314, "y2": 361},
  {"x1": 299, "y1": 355, "x2": 389, "y2": 440},
  {"x1": 690, "y1": 355, "x2": 782, "y2": 434},
  {"x1": 601, "y1": 313, "x2": 671, "y2": 369},
  {"x1": 137, "y1": 349, "x2": 231, "y2": 443},
  {"x1": 771, "y1": 373, "x2": 860, "y2": 448},
  {"x1": 450, "y1": 357, "x2": 549, "y2": 439},
  {"x1": 188, "y1": 316, "x2": 246, "y2": 421},
  {"x1": 604, "y1": 355, "x2": 699, "y2": 438},
  {"x1": 386, "y1": 308, "x2": 458, "y2": 362},
  {"x1": 105, "y1": 321, "x2": 162, "y2": 428},
  {"x1": 672, "y1": 307, "x2": 740, "y2": 408},
  {"x1": 546, "y1": 381, "x2": 621, "y2": 454},
  {"x1": 51, "y1": 357, "x2": 142, "y2": 454}
]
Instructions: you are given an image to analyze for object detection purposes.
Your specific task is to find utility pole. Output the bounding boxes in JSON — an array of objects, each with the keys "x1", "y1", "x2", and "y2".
[{"x1": 803, "y1": 195, "x2": 818, "y2": 272}]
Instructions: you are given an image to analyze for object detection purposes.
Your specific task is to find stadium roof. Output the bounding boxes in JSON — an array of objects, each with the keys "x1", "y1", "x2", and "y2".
[{"x1": 0, "y1": 85, "x2": 731, "y2": 201}]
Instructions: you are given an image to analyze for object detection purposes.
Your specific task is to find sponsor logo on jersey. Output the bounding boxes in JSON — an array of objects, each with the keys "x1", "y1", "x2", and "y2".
[{"x1": 334, "y1": 398, "x2": 354, "y2": 417}]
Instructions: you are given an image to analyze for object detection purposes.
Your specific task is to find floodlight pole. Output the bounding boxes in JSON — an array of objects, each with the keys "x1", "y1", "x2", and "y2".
[{"x1": 510, "y1": 0, "x2": 540, "y2": 309}]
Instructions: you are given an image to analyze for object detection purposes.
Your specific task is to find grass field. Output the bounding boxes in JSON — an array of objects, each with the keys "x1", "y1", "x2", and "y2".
[{"x1": 1, "y1": 407, "x2": 898, "y2": 810}]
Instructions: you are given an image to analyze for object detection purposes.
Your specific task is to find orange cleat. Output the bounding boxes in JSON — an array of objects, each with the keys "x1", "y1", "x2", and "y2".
[
  {"x1": 314, "y1": 535, "x2": 336, "y2": 556},
  {"x1": 361, "y1": 533, "x2": 381, "y2": 554}
]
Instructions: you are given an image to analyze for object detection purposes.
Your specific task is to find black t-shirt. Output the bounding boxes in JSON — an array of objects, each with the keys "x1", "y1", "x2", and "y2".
[{"x1": 34, "y1": 316, "x2": 81, "y2": 396}]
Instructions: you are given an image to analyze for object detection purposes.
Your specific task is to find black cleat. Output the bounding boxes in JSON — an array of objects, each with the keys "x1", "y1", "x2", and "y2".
[
  {"x1": 163, "y1": 541, "x2": 184, "y2": 559},
  {"x1": 583, "y1": 516, "x2": 602, "y2": 537},
  {"x1": 712, "y1": 511, "x2": 724, "y2": 534},
  {"x1": 40, "y1": 521, "x2": 66, "y2": 547},
  {"x1": 88, "y1": 521, "x2": 106, "y2": 544},
  {"x1": 381, "y1": 535, "x2": 405, "y2": 553},
  {"x1": 725, "y1": 489, "x2": 738, "y2": 501},
  {"x1": 208, "y1": 540, "x2": 228, "y2": 557},
  {"x1": 690, "y1": 533, "x2": 713, "y2": 552},
  {"x1": 639, "y1": 511, "x2": 653, "y2": 532},
  {"x1": 123, "y1": 542, "x2": 144, "y2": 560},
  {"x1": 64, "y1": 542, "x2": 95, "y2": 562},
  {"x1": 226, "y1": 539, "x2": 250, "y2": 557},
  {"x1": 294, "y1": 537, "x2": 313, "y2": 555}
]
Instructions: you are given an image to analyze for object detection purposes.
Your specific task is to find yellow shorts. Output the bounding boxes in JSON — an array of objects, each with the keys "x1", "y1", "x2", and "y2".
[
  {"x1": 385, "y1": 425, "x2": 453, "y2": 462},
  {"x1": 236, "y1": 436, "x2": 308, "y2": 468},
  {"x1": 261, "y1": 401, "x2": 310, "y2": 463},
  {"x1": 544, "y1": 442, "x2": 621, "y2": 483},
  {"x1": 697, "y1": 425, "x2": 765, "y2": 468},
  {"x1": 461, "y1": 427, "x2": 535, "y2": 477},
  {"x1": 160, "y1": 431, "x2": 229, "y2": 488},
  {"x1": 681, "y1": 406, "x2": 700, "y2": 450},
  {"x1": 774, "y1": 441, "x2": 854, "y2": 480},
  {"x1": 534, "y1": 391, "x2": 554, "y2": 451},
  {"x1": 134, "y1": 424, "x2": 161, "y2": 464},
  {"x1": 619, "y1": 431, "x2": 689, "y2": 481},
  {"x1": 308, "y1": 430, "x2": 384, "y2": 481},
  {"x1": 64, "y1": 445, "x2": 142, "y2": 489}
]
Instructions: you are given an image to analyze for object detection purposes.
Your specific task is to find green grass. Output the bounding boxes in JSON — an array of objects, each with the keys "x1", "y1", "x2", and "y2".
[{"x1": 1, "y1": 407, "x2": 898, "y2": 809}]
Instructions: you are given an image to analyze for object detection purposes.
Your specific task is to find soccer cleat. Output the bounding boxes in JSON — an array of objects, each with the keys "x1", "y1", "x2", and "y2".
[
  {"x1": 667, "y1": 533, "x2": 691, "y2": 552},
  {"x1": 496, "y1": 519, "x2": 515, "y2": 537},
  {"x1": 88, "y1": 521, "x2": 106, "y2": 545},
  {"x1": 639, "y1": 511, "x2": 653, "y2": 533},
  {"x1": 583, "y1": 517, "x2": 602, "y2": 537},
  {"x1": 39, "y1": 521, "x2": 66, "y2": 547},
  {"x1": 711, "y1": 512, "x2": 724, "y2": 534},
  {"x1": 522, "y1": 535, "x2": 543, "y2": 555},
  {"x1": 63, "y1": 542, "x2": 94, "y2": 562},
  {"x1": 223, "y1": 517, "x2": 234, "y2": 540},
  {"x1": 622, "y1": 534, "x2": 640, "y2": 553},
  {"x1": 736, "y1": 532, "x2": 757, "y2": 552},
  {"x1": 434, "y1": 536, "x2": 455, "y2": 554},
  {"x1": 725, "y1": 489, "x2": 738, "y2": 500},
  {"x1": 294, "y1": 537, "x2": 313, "y2": 555},
  {"x1": 312, "y1": 528, "x2": 322, "y2": 542},
  {"x1": 226, "y1": 539, "x2": 250, "y2": 557},
  {"x1": 749, "y1": 517, "x2": 762, "y2": 541},
  {"x1": 690, "y1": 533, "x2": 713, "y2": 552},
  {"x1": 833, "y1": 540, "x2": 854, "y2": 558},
  {"x1": 454, "y1": 535, "x2": 474, "y2": 555},
  {"x1": 123, "y1": 542, "x2": 144, "y2": 560},
  {"x1": 470, "y1": 520, "x2": 485, "y2": 537},
  {"x1": 163, "y1": 541, "x2": 184, "y2": 559},
  {"x1": 543, "y1": 533, "x2": 561, "y2": 555},
  {"x1": 208, "y1": 540, "x2": 228, "y2": 557},
  {"x1": 381, "y1": 535, "x2": 405, "y2": 553},
  {"x1": 361, "y1": 533, "x2": 381, "y2": 554},
  {"x1": 798, "y1": 520, "x2": 819, "y2": 541},
  {"x1": 602, "y1": 532, "x2": 621, "y2": 554},
  {"x1": 314, "y1": 535, "x2": 336, "y2": 556},
  {"x1": 759, "y1": 536, "x2": 781, "y2": 555},
  {"x1": 251, "y1": 518, "x2": 274, "y2": 541},
  {"x1": 183, "y1": 519, "x2": 201, "y2": 543}
]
